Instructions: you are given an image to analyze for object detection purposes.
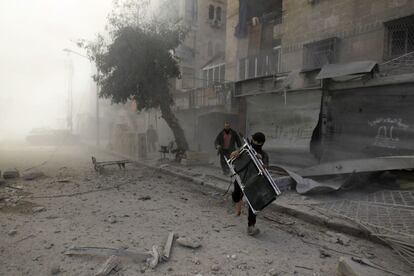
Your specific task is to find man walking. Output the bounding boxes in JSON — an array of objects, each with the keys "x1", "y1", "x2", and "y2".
[
  {"x1": 214, "y1": 122, "x2": 241, "y2": 175},
  {"x1": 231, "y1": 132, "x2": 268, "y2": 236},
  {"x1": 146, "y1": 125, "x2": 158, "y2": 153}
]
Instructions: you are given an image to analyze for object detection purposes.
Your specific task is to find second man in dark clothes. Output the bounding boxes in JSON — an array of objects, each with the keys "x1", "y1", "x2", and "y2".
[{"x1": 214, "y1": 122, "x2": 242, "y2": 175}]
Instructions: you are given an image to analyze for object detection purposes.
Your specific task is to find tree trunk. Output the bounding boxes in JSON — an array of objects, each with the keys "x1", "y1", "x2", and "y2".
[{"x1": 159, "y1": 101, "x2": 189, "y2": 152}]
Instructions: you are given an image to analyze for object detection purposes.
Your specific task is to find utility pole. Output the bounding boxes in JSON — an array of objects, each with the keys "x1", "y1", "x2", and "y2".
[
  {"x1": 63, "y1": 48, "x2": 100, "y2": 146},
  {"x1": 64, "y1": 53, "x2": 74, "y2": 134},
  {"x1": 96, "y1": 70, "x2": 100, "y2": 146}
]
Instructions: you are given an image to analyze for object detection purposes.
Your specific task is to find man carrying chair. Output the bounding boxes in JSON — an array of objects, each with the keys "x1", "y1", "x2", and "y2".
[{"x1": 230, "y1": 132, "x2": 270, "y2": 236}]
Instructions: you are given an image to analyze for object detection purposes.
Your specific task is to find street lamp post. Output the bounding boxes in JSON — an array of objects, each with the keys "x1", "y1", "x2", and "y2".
[{"x1": 63, "y1": 48, "x2": 100, "y2": 146}]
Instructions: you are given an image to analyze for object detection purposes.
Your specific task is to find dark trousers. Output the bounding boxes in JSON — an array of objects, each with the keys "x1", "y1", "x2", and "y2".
[
  {"x1": 232, "y1": 181, "x2": 256, "y2": 227},
  {"x1": 219, "y1": 149, "x2": 231, "y2": 173}
]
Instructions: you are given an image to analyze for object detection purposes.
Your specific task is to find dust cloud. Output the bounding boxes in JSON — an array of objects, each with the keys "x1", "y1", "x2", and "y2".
[{"x1": 0, "y1": 0, "x2": 112, "y2": 142}]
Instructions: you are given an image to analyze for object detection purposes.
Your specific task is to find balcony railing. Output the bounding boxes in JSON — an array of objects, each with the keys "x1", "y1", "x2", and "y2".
[
  {"x1": 188, "y1": 84, "x2": 232, "y2": 109},
  {"x1": 237, "y1": 48, "x2": 281, "y2": 81}
]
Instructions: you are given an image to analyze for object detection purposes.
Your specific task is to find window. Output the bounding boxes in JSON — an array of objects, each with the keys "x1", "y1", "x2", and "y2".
[
  {"x1": 181, "y1": 67, "x2": 194, "y2": 89},
  {"x1": 303, "y1": 37, "x2": 339, "y2": 71},
  {"x1": 202, "y1": 64, "x2": 226, "y2": 87},
  {"x1": 385, "y1": 15, "x2": 414, "y2": 59},
  {"x1": 208, "y1": 5, "x2": 215, "y2": 20},
  {"x1": 216, "y1": 6, "x2": 222, "y2": 22}
]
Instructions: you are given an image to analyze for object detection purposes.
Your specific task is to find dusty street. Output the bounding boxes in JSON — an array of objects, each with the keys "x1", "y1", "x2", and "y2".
[{"x1": 0, "y1": 143, "x2": 412, "y2": 275}]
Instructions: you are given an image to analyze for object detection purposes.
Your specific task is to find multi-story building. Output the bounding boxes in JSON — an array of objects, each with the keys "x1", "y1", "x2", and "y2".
[
  {"x1": 148, "y1": 0, "x2": 233, "y2": 152},
  {"x1": 225, "y1": 0, "x2": 414, "y2": 167}
]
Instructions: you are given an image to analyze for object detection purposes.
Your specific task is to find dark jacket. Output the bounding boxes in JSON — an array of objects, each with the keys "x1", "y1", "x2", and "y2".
[
  {"x1": 214, "y1": 129, "x2": 242, "y2": 151},
  {"x1": 257, "y1": 150, "x2": 269, "y2": 167}
]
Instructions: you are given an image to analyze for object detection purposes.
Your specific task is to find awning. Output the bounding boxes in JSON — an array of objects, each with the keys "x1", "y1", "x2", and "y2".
[{"x1": 316, "y1": 61, "x2": 378, "y2": 80}]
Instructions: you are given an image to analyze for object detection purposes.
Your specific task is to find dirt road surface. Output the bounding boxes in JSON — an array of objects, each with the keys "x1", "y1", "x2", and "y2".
[{"x1": 0, "y1": 143, "x2": 412, "y2": 275}]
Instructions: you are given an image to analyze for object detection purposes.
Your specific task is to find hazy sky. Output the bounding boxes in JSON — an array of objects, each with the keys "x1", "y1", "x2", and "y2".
[{"x1": 0, "y1": 0, "x2": 113, "y2": 138}]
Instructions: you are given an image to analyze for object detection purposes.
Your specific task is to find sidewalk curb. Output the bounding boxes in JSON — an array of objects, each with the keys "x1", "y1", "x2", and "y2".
[{"x1": 88, "y1": 145, "x2": 376, "y2": 243}]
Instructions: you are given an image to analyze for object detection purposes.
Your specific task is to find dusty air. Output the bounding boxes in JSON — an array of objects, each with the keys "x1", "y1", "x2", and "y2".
[{"x1": 1, "y1": 0, "x2": 414, "y2": 275}]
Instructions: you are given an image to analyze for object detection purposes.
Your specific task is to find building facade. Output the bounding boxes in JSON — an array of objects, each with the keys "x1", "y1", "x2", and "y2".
[{"x1": 225, "y1": 0, "x2": 414, "y2": 167}]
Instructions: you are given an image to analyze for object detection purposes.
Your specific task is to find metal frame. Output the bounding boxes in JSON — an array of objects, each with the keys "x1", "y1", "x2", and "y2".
[{"x1": 225, "y1": 138, "x2": 281, "y2": 213}]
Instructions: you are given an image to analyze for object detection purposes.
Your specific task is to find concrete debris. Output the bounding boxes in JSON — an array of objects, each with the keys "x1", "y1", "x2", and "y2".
[
  {"x1": 32, "y1": 207, "x2": 46, "y2": 213},
  {"x1": 50, "y1": 265, "x2": 61, "y2": 275},
  {"x1": 192, "y1": 257, "x2": 201, "y2": 265},
  {"x1": 161, "y1": 232, "x2": 175, "y2": 261},
  {"x1": 23, "y1": 171, "x2": 45, "y2": 181},
  {"x1": 211, "y1": 264, "x2": 220, "y2": 271},
  {"x1": 107, "y1": 216, "x2": 117, "y2": 224},
  {"x1": 56, "y1": 179, "x2": 71, "y2": 183},
  {"x1": 138, "y1": 195, "x2": 151, "y2": 201},
  {"x1": 319, "y1": 249, "x2": 332, "y2": 258},
  {"x1": 265, "y1": 268, "x2": 279, "y2": 276},
  {"x1": 95, "y1": 255, "x2": 120, "y2": 276},
  {"x1": 337, "y1": 256, "x2": 390, "y2": 276},
  {"x1": 3, "y1": 169, "x2": 20, "y2": 179},
  {"x1": 64, "y1": 246, "x2": 150, "y2": 263},
  {"x1": 44, "y1": 243, "x2": 54, "y2": 249},
  {"x1": 176, "y1": 237, "x2": 201, "y2": 249},
  {"x1": 326, "y1": 231, "x2": 351, "y2": 246},
  {"x1": 148, "y1": 245, "x2": 161, "y2": 269}
]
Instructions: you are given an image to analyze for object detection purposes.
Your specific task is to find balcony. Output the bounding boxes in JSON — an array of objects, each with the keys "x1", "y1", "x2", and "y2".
[
  {"x1": 189, "y1": 84, "x2": 232, "y2": 109},
  {"x1": 237, "y1": 48, "x2": 281, "y2": 81}
]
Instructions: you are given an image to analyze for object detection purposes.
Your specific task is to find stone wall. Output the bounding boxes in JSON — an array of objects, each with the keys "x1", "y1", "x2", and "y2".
[{"x1": 282, "y1": 0, "x2": 414, "y2": 72}]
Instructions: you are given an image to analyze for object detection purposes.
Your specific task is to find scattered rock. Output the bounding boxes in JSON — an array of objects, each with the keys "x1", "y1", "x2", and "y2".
[
  {"x1": 8, "y1": 230, "x2": 17, "y2": 236},
  {"x1": 32, "y1": 207, "x2": 46, "y2": 213},
  {"x1": 176, "y1": 237, "x2": 201, "y2": 249},
  {"x1": 266, "y1": 268, "x2": 279, "y2": 276},
  {"x1": 108, "y1": 217, "x2": 117, "y2": 224},
  {"x1": 50, "y1": 265, "x2": 61, "y2": 275},
  {"x1": 192, "y1": 257, "x2": 200, "y2": 265},
  {"x1": 326, "y1": 231, "x2": 351, "y2": 246},
  {"x1": 211, "y1": 264, "x2": 220, "y2": 271},
  {"x1": 319, "y1": 249, "x2": 331, "y2": 258},
  {"x1": 3, "y1": 169, "x2": 20, "y2": 179},
  {"x1": 138, "y1": 196, "x2": 151, "y2": 201},
  {"x1": 44, "y1": 243, "x2": 54, "y2": 249},
  {"x1": 57, "y1": 179, "x2": 71, "y2": 183},
  {"x1": 362, "y1": 251, "x2": 376, "y2": 259},
  {"x1": 23, "y1": 171, "x2": 45, "y2": 181}
]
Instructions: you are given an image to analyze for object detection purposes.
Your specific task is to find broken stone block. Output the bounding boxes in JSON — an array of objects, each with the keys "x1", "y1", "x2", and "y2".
[
  {"x1": 3, "y1": 169, "x2": 20, "y2": 179},
  {"x1": 337, "y1": 256, "x2": 389, "y2": 276},
  {"x1": 32, "y1": 207, "x2": 46, "y2": 213},
  {"x1": 23, "y1": 171, "x2": 45, "y2": 181},
  {"x1": 50, "y1": 265, "x2": 61, "y2": 275},
  {"x1": 176, "y1": 237, "x2": 201, "y2": 249},
  {"x1": 211, "y1": 264, "x2": 220, "y2": 271}
]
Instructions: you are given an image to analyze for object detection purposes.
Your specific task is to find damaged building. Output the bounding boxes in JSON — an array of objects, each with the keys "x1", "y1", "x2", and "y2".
[
  {"x1": 105, "y1": 0, "x2": 414, "y2": 169},
  {"x1": 224, "y1": 0, "x2": 414, "y2": 168}
]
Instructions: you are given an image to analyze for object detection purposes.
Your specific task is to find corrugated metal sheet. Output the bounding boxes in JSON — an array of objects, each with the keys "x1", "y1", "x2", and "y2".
[{"x1": 316, "y1": 61, "x2": 378, "y2": 79}]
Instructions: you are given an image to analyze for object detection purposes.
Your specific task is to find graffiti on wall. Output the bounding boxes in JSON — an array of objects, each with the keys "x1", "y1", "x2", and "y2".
[
  {"x1": 368, "y1": 118, "x2": 409, "y2": 149},
  {"x1": 271, "y1": 125, "x2": 314, "y2": 142}
]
